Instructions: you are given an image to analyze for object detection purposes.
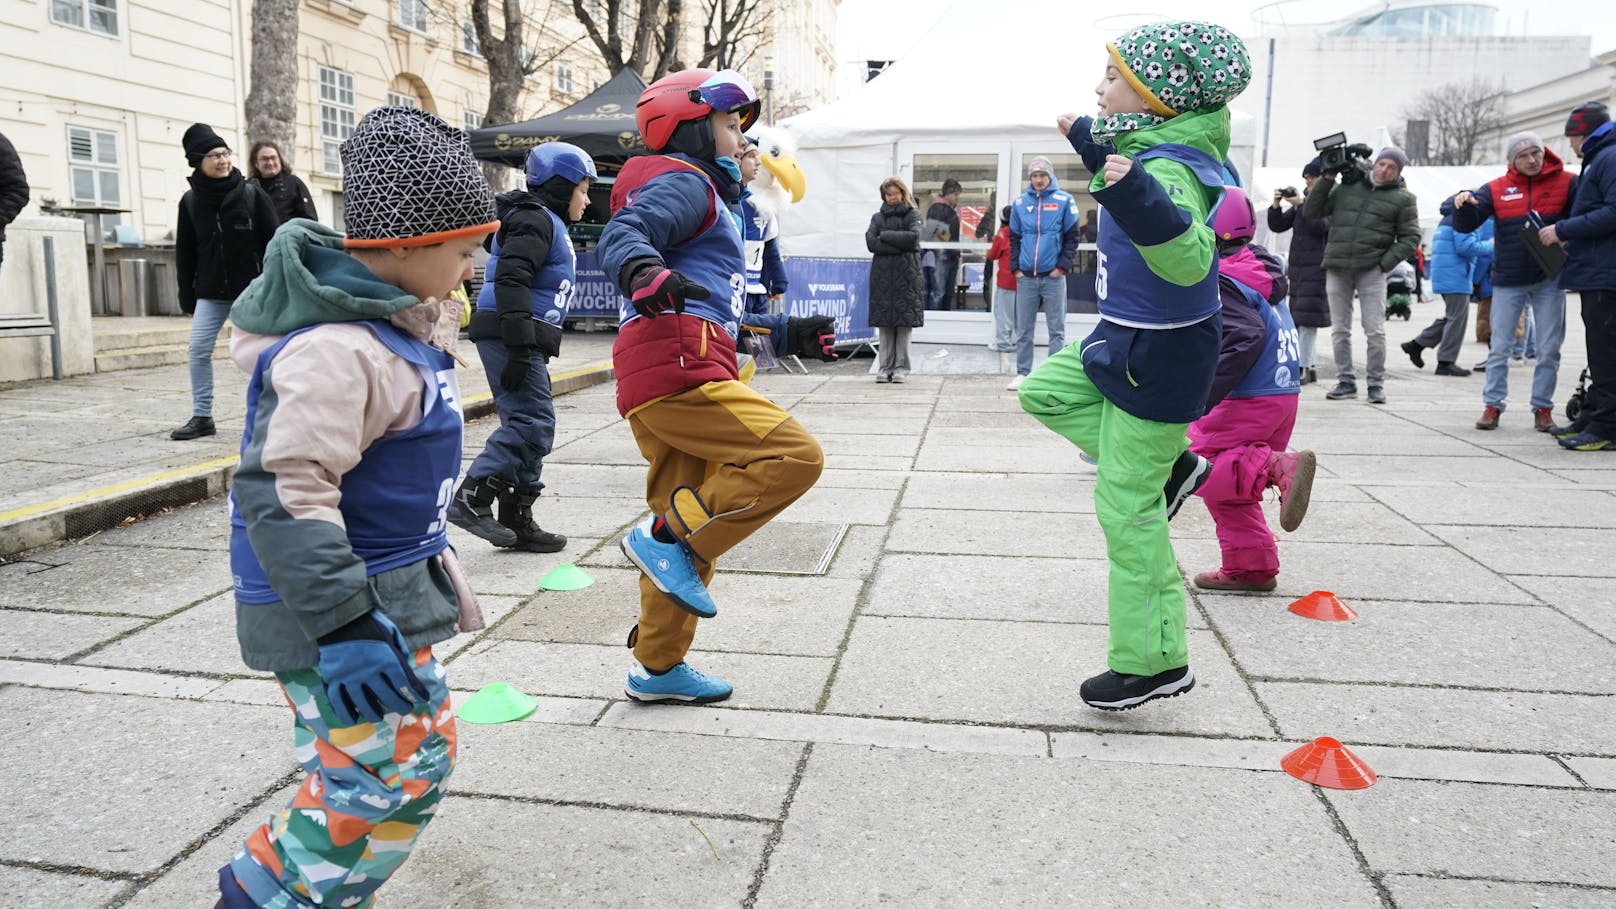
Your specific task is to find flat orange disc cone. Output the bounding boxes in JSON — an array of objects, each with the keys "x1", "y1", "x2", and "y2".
[
  {"x1": 1282, "y1": 736, "x2": 1377, "y2": 790},
  {"x1": 1288, "y1": 590, "x2": 1357, "y2": 621}
]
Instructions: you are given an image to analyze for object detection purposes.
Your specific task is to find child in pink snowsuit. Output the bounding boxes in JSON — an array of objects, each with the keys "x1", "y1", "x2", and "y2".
[{"x1": 1189, "y1": 187, "x2": 1317, "y2": 592}]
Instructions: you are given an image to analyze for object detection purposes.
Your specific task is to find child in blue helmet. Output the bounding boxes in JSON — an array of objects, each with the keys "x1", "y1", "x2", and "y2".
[{"x1": 449, "y1": 141, "x2": 596, "y2": 551}]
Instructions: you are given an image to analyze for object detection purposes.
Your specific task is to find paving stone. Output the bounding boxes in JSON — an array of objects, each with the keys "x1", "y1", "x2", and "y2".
[
  {"x1": 0, "y1": 659, "x2": 222, "y2": 698},
  {"x1": 1201, "y1": 597, "x2": 1616, "y2": 693},
  {"x1": 449, "y1": 533, "x2": 597, "y2": 597},
  {"x1": 512, "y1": 495, "x2": 645, "y2": 539},
  {"x1": 1051, "y1": 732, "x2": 1576, "y2": 786},
  {"x1": 902, "y1": 472, "x2": 1095, "y2": 513},
  {"x1": 1326, "y1": 779, "x2": 1616, "y2": 887},
  {"x1": 1567, "y1": 757, "x2": 1616, "y2": 790},
  {"x1": 1383, "y1": 876, "x2": 1616, "y2": 909},
  {"x1": 0, "y1": 689, "x2": 290, "y2": 873},
  {"x1": 445, "y1": 640, "x2": 832, "y2": 712},
  {"x1": 0, "y1": 865, "x2": 129, "y2": 907},
  {"x1": 912, "y1": 441, "x2": 1086, "y2": 474},
  {"x1": 1511, "y1": 575, "x2": 1616, "y2": 643},
  {"x1": 1260, "y1": 681, "x2": 1616, "y2": 753},
  {"x1": 808, "y1": 467, "x2": 910, "y2": 489},
  {"x1": 494, "y1": 567, "x2": 639, "y2": 646},
  {"x1": 786, "y1": 411, "x2": 929, "y2": 436},
  {"x1": 1424, "y1": 525, "x2": 1610, "y2": 577},
  {"x1": 771, "y1": 482, "x2": 898, "y2": 525},
  {"x1": 1171, "y1": 537, "x2": 1537, "y2": 603},
  {"x1": 89, "y1": 496, "x2": 232, "y2": 551},
  {"x1": 754, "y1": 743, "x2": 1381, "y2": 908},
  {"x1": 383, "y1": 796, "x2": 769, "y2": 908},
  {"x1": 824, "y1": 523, "x2": 887, "y2": 580},
  {"x1": 1293, "y1": 430, "x2": 1491, "y2": 457},
  {"x1": 0, "y1": 542, "x2": 230, "y2": 616},
  {"x1": 719, "y1": 520, "x2": 846, "y2": 574},
  {"x1": 1313, "y1": 453, "x2": 1560, "y2": 484},
  {"x1": 886, "y1": 509, "x2": 1106, "y2": 557},
  {"x1": 543, "y1": 432, "x2": 647, "y2": 466},
  {"x1": 79, "y1": 592, "x2": 267, "y2": 677},
  {"x1": 1547, "y1": 467, "x2": 1616, "y2": 487},
  {"x1": 598, "y1": 702, "x2": 1048, "y2": 756},
  {"x1": 1171, "y1": 498, "x2": 1436, "y2": 546},
  {"x1": 1363, "y1": 483, "x2": 1616, "y2": 529},
  {"x1": 201, "y1": 678, "x2": 288, "y2": 707},
  {"x1": 864, "y1": 553, "x2": 1212, "y2": 628},
  {"x1": 921, "y1": 408, "x2": 1033, "y2": 430},
  {"x1": 435, "y1": 594, "x2": 526, "y2": 660},
  {"x1": 812, "y1": 431, "x2": 922, "y2": 459},
  {"x1": 823, "y1": 452, "x2": 912, "y2": 472},
  {"x1": 451, "y1": 721, "x2": 801, "y2": 818},
  {"x1": 118, "y1": 783, "x2": 299, "y2": 909},
  {"x1": 0, "y1": 608, "x2": 144, "y2": 660},
  {"x1": 0, "y1": 458, "x2": 98, "y2": 499},
  {"x1": 826, "y1": 617, "x2": 1273, "y2": 737},
  {"x1": 526, "y1": 462, "x2": 646, "y2": 499}
]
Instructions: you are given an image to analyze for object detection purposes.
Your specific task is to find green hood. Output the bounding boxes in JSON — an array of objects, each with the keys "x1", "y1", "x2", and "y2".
[
  {"x1": 1113, "y1": 106, "x2": 1231, "y2": 162},
  {"x1": 229, "y1": 219, "x2": 418, "y2": 335}
]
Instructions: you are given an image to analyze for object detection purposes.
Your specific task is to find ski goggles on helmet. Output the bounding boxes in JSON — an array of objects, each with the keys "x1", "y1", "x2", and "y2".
[{"x1": 691, "y1": 70, "x2": 761, "y2": 130}]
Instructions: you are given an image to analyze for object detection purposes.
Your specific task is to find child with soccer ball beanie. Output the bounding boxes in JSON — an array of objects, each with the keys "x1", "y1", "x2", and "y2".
[
  {"x1": 1023, "y1": 21, "x2": 1252, "y2": 710},
  {"x1": 598, "y1": 69, "x2": 824, "y2": 703}
]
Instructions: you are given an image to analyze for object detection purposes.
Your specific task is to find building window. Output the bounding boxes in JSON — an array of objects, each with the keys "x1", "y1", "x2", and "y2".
[
  {"x1": 386, "y1": 90, "x2": 420, "y2": 109},
  {"x1": 555, "y1": 64, "x2": 574, "y2": 95},
  {"x1": 463, "y1": 110, "x2": 485, "y2": 132},
  {"x1": 459, "y1": 20, "x2": 481, "y2": 55},
  {"x1": 67, "y1": 126, "x2": 121, "y2": 206},
  {"x1": 51, "y1": 0, "x2": 119, "y2": 36},
  {"x1": 398, "y1": 0, "x2": 427, "y2": 32},
  {"x1": 318, "y1": 65, "x2": 356, "y2": 175}
]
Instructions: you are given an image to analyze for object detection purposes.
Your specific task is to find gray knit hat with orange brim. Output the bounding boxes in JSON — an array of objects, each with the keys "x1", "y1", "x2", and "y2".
[{"x1": 340, "y1": 106, "x2": 499, "y2": 248}]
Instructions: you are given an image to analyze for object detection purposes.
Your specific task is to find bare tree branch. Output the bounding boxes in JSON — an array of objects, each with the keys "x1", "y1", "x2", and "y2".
[
  {"x1": 1401, "y1": 80, "x2": 1507, "y2": 166},
  {"x1": 699, "y1": 0, "x2": 768, "y2": 71}
]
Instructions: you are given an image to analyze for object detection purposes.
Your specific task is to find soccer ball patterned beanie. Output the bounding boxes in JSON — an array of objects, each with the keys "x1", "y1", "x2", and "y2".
[
  {"x1": 341, "y1": 106, "x2": 499, "y2": 248},
  {"x1": 1093, "y1": 20, "x2": 1252, "y2": 142}
]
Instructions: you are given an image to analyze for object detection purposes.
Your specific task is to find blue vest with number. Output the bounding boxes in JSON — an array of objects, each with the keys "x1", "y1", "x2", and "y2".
[
  {"x1": 1228, "y1": 282, "x2": 1301, "y2": 399},
  {"x1": 476, "y1": 205, "x2": 576, "y2": 328},
  {"x1": 229, "y1": 320, "x2": 464, "y2": 605},
  {"x1": 617, "y1": 163, "x2": 747, "y2": 338},
  {"x1": 1095, "y1": 144, "x2": 1227, "y2": 329}
]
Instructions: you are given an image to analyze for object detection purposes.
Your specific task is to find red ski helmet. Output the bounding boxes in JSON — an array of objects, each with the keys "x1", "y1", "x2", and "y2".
[
  {"x1": 1212, "y1": 186, "x2": 1256, "y2": 243},
  {"x1": 636, "y1": 69, "x2": 761, "y2": 153}
]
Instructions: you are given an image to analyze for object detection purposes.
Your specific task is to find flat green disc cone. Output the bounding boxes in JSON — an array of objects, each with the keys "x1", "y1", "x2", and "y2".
[
  {"x1": 540, "y1": 563, "x2": 595, "y2": 591},
  {"x1": 457, "y1": 682, "x2": 539, "y2": 724}
]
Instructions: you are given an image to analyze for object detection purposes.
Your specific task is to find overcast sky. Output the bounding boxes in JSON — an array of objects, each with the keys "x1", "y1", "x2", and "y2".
[{"x1": 837, "y1": 0, "x2": 1615, "y2": 92}]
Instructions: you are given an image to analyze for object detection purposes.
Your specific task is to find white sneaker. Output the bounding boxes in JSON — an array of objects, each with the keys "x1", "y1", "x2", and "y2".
[{"x1": 1006, "y1": 375, "x2": 1025, "y2": 391}]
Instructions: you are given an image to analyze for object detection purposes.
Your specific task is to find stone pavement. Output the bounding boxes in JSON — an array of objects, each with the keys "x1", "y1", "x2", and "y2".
[{"x1": 1, "y1": 310, "x2": 1613, "y2": 908}]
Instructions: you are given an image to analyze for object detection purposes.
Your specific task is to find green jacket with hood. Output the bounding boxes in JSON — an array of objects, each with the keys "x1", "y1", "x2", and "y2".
[
  {"x1": 1302, "y1": 172, "x2": 1420, "y2": 273},
  {"x1": 228, "y1": 220, "x2": 462, "y2": 672}
]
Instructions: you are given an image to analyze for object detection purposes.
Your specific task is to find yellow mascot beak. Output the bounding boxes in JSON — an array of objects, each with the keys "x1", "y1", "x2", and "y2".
[{"x1": 761, "y1": 153, "x2": 806, "y2": 203}]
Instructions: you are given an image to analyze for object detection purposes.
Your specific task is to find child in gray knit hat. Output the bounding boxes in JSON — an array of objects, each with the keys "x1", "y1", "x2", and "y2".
[{"x1": 215, "y1": 106, "x2": 497, "y2": 909}]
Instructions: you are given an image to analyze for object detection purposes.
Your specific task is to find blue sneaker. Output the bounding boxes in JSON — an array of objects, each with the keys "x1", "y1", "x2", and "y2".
[
  {"x1": 1559, "y1": 431, "x2": 1615, "y2": 452},
  {"x1": 626, "y1": 661, "x2": 733, "y2": 704},
  {"x1": 620, "y1": 519, "x2": 717, "y2": 618}
]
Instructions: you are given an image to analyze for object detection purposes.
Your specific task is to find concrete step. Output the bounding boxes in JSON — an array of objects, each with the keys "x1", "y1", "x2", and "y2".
[
  {"x1": 94, "y1": 339, "x2": 229, "y2": 372},
  {"x1": 94, "y1": 326, "x2": 198, "y2": 352}
]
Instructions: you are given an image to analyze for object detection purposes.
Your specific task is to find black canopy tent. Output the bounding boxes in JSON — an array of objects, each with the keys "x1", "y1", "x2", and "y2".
[{"x1": 468, "y1": 68, "x2": 648, "y2": 171}]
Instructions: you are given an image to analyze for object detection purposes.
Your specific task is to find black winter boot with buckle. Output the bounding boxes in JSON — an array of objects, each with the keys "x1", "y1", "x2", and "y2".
[
  {"x1": 448, "y1": 476, "x2": 519, "y2": 547},
  {"x1": 497, "y1": 486, "x2": 567, "y2": 552}
]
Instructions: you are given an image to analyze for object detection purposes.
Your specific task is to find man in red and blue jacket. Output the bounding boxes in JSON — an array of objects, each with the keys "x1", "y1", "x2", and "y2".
[{"x1": 1446, "y1": 130, "x2": 1577, "y2": 433}]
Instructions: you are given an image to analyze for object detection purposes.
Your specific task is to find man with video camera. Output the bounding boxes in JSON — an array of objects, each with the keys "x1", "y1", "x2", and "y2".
[{"x1": 1304, "y1": 140, "x2": 1420, "y2": 404}]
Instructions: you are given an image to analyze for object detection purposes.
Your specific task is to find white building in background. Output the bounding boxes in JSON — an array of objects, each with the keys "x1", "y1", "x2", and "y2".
[
  {"x1": 758, "y1": 0, "x2": 840, "y2": 123},
  {"x1": 1480, "y1": 49, "x2": 1616, "y2": 164},
  {"x1": 1237, "y1": 0, "x2": 1593, "y2": 167}
]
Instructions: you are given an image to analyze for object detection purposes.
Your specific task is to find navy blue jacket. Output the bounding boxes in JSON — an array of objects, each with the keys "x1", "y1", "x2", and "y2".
[
  {"x1": 1559, "y1": 123, "x2": 1616, "y2": 293},
  {"x1": 1446, "y1": 148, "x2": 1576, "y2": 288}
]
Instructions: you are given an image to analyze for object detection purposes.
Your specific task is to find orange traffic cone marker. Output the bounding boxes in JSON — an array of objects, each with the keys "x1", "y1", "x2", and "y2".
[
  {"x1": 1281, "y1": 736, "x2": 1377, "y2": 790},
  {"x1": 1288, "y1": 590, "x2": 1357, "y2": 621}
]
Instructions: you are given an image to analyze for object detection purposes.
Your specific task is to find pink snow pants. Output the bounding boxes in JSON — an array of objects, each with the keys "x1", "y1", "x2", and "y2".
[{"x1": 1187, "y1": 394, "x2": 1299, "y2": 582}]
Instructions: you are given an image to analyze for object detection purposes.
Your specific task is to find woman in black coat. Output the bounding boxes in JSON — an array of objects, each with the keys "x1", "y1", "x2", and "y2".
[
  {"x1": 171, "y1": 123, "x2": 278, "y2": 440},
  {"x1": 248, "y1": 141, "x2": 319, "y2": 225},
  {"x1": 1267, "y1": 161, "x2": 1331, "y2": 384},
  {"x1": 866, "y1": 177, "x2": 924, "y2": 383}
]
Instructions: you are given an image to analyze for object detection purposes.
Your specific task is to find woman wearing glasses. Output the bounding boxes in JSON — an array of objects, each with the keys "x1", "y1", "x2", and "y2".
[{"x1": 172, "y1": 123, "x2": 278, "y2": 441}]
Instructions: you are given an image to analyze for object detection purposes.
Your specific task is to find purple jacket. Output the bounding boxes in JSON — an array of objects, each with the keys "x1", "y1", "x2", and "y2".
[{"x1": 1207, "y1": 243, "x2": 1288, "y2": 410}]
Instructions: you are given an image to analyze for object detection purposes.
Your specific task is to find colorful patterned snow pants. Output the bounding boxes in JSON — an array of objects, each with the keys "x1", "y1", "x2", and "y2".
[{"x1": 225, "y1": 649, "x2": 456, "y2": 908}]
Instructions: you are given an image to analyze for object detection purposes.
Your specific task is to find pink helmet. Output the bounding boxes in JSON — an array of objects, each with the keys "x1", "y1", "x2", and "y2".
[{"x1": 1212, "y1": 186, "x2": 1256, "y2": 243}]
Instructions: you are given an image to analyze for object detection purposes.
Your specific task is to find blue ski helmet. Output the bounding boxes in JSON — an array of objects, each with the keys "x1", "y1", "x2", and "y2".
[{"x1": 524, "y1": 141, "x2": 597, "y2": 188}]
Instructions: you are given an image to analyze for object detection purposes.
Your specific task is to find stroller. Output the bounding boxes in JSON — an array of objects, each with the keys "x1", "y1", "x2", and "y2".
[{"x1": 1384, "y1": 260, "x2": 1415, "y2": 320}]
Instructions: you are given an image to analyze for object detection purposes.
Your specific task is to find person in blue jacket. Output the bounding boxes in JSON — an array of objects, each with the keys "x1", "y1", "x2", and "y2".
[
  {"x1": 1402, "y1": 211, "x2": 1490, "y2": 375},
  {"x1": 449, "y1": 142, "x2": 596, "y2": 551},
  {"x1": 1006, "y1": 156, "x2": 1080, "y2": 389}
]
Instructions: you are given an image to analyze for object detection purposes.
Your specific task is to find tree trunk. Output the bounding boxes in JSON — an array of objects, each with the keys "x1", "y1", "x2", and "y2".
[{"x1": 245, "y1": 0, "x2": 300, "y2": 168}]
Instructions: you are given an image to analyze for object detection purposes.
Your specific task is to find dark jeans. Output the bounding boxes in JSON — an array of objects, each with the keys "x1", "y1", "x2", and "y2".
[
  {"x1": 1580, "y1": 291, "x2": 1616, "y2": 438},
  {"x1": 469, "y1": 339, "x2": 557, "y2": 489},
  {"x1": 936, "y1": 252, "x2": 959, "y2": 311}
]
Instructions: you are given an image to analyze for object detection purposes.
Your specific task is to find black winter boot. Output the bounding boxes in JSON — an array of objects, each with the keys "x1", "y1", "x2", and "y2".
[
  {"x1": 448, "y1": 476, "x2": 519, "y2": 547},
  {"x1": 497, "y1": 487, "x2": 567, "y2": 552}
]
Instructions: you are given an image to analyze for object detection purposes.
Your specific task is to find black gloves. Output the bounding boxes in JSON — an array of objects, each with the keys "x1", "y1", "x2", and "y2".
[
  {"x1": 500, "y1": 347, "x2": 532, "y2": 392},
  {"x1": 787, "y1": 315, "x2": 839, "y2": 361},
  {"x1": 629, "y1": 265, "x2": 711, "y2": 318}
]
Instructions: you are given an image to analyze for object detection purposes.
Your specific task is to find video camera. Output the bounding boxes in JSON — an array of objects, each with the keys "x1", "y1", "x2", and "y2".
[{"x1": 1314, "y1": 132, "x2": 1375, "y2": 184}]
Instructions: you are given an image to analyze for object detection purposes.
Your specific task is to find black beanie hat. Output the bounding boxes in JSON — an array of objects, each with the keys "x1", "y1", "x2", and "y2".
[
  {"x1": 1302, "y1": 156, "x2": 1323, "y2": 178},
  {"x1": 1565, "y1": 101, "x2": 1611, "y2": 138},
  {"x1": 183, "y1": 123, "x2": 227, "y2": 168}
]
